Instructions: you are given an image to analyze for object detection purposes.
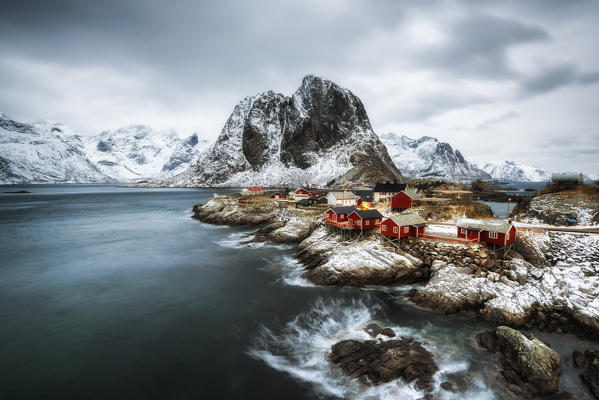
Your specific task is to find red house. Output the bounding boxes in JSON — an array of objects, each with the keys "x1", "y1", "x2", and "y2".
[
  {"x1": 324, "y1": 206, "x2": 357, "y2": 223},
  {"x1": 456, "y1": 218, "x2": 517, "y2": 246},
  {"x1": 347, "y1": 209, "x2": 384, "y2": 230},
  {"x1": 380, "y1": 214, "x2": 426, "y2": 238},
  {"x1": 391, "y1": 190, "x2": 421, "y2": 211},
  {"x1": 294, "y1": 188, "x2": 312, "y2": 199},
  {"x1": 271, "y1": 192, "x2": 288, "y2": 199}
]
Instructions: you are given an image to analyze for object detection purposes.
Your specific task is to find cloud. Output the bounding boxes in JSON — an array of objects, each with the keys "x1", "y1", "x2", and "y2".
[
  {"x1": 0, "y1": 0, "x2": 598, "y2": 174},
  {"x1": 519, "y1": 63, "x2": 599, "y2": 97}
]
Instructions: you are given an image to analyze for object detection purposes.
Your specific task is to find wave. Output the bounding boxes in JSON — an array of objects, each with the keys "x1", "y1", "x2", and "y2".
[
  {"x1": 248, "y1": 297, "x2": 497, "y2": 400},
  {"x1": 260, "y1": 254, "x2": 314, "y2": 287},
  {"x1": 214, "y1": 231, "x2": 295, "y2": 250}
]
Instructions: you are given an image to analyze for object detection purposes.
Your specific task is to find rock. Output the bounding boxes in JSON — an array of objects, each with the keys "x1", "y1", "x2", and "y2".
[
  {"x1": 476, "y1": 330, "x2": 498, "y2": 353},
  {"x1": 329, "y1": 338, "x2": 438, "y2": 392},
  {"x1": 573, "y1": 350, "x2": 586, "y2": 368},
  {"x1": 267, "y1": 218, "x2": 316, "y2": 243},
  {"x1": 440, "y1": 381, "x2": 458, "y2": 392},
  {"x1": 580, "y1": 349, "x2": 599, "y2": 399},
  {"x1": 363, "y1": 323, "x2": 396, "y2": 338},
  {"x1": 487, "y1": 272, "x2": 500, "y2": 282},
  {"x1": 478, "y1": 326, "x2": 562, "y2": 398}
]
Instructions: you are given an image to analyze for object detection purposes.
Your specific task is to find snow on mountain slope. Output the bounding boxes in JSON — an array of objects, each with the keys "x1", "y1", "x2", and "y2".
[
  {"x1": 167, "y1": 75, "x2": 402, "y2": 187},
  {"x1": 0, "y1": 113, "x2": 113, "y2": 184},
  {"x1": 379, "y1": 132, "x2": 490, "y2": 182},
  {"x1": 476, "y1": 160, "x2": 552, "y2": 182},
  {"x1": 82, "y1": 125, "x2": 210, "y2": 182}
]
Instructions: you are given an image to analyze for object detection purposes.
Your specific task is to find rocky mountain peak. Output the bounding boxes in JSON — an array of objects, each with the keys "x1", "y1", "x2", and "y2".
[{"x1": 177, "y1": 75, "x2": 401, "y2": 187}]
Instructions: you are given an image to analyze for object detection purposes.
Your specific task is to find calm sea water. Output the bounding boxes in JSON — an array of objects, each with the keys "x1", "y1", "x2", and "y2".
[{"x1": 0, "y1": 185, "x2": 594, "y2": 399}]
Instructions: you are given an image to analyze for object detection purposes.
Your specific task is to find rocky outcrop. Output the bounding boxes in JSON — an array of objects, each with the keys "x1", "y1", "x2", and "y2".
[
  {"x1": 329, "y1": 332, "x2": 438, "y2": 392},
  {"x1": 573, "y1": 349, "x2": 599, "y2": 399},
  {"x1": 523, "y1": 191, "x2": 599, "y2": 226},
  {"x1": 409, "y1": 232, "x2": 599, "y2": 336},
  {"x1": 193, "y1": 198, "x2": 318, "y2": 243},
  {"x1": 477, "y1": 326, "x2": 562, "y2": 398},
  {"x1": 168, "y1": 75, "x2": 403, "y2": 187},
  {"x1": 296, "y1": 229, "x2": 426, "y2": 286},
  {"x1": 192, "y1": 199, "x2": 277, "y2": 226}
]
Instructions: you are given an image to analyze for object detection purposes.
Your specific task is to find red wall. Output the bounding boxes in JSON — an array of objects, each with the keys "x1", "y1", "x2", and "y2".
[
  {"x1": 391, "y1": 192, "x2": 412, "y2": 210},
  {"x1": 348, "y1": 213, "x2": 378, "y2": 230},
  {"x1": 380, "y1": 219, "x2": 422, "y2": 237}
]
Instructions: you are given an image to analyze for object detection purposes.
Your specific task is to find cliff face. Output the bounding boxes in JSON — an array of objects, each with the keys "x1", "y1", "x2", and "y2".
[{"x1": 171, "y1": 75, "x2": 402, "y2": 187}]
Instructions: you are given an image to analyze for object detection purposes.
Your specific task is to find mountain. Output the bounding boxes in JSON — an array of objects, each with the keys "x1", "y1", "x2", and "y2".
[
  {"x1": 0, "y1": 113, "x2": 210, "y2": 184},
  {"x1": 379, "y1": 132, "x2": 490, "y2": 182},
  {"x1": 167, "y1": 75, "x2": 402, "y2": 187},
  {"x1": 0, "y1": 113, "x2": 113, "y2": 184},
  {"x1": 82, "y1": 125, "x2": 210, "y2": 182},
  {"x1": 476, "y1": 160, "x2": 552, "y2": 182}
]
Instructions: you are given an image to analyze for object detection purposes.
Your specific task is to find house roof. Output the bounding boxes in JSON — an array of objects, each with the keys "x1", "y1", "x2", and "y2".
[
  {"x1": 387, "y1": 214, "x2": 426, "y2": 226},
  {"x1": 373, "y1": 183, "x2": 407, "y2": 193},
  {"x1": 328, "y1": 206, "x2": 357, "y2": 214},
  {"x1": 399, "y1": 189, "x2": 422, "y2": 199},
  {"x1": 328, "y1": 191, "x2": 358, "y2": 200},
  {"x1": 296, "y1": 199, "x2": 310, "y2": 205},
  {"x1": 309, "y1": 195, "x2": 325, "y2": 200},
  {"x1": 456, "y1": 218, "x2": 514, "y2": 233},
  {"x1": 350, "y1": 209, "x2": 384, "y2": 219},
  {"x1": 353, "y1": 190, "x2": 374, "y2": 201}
]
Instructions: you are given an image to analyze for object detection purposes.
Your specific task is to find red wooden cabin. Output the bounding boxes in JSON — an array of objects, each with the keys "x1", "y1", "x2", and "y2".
[
  {"x1": 295, "y1": 188, "x2": 310, "y2": 199},
  {"x1": 456, "y1": 219, "x2": 517, "y2": 246},
  {"x1": 391, "y1": 190, "x2": 421, "y2": 211},
  {"x1": 324, "y1": 206, "x2": 356, "y2": 223},
  {"x1": 380, "y1": 214, "x2": 426, "y2": 238},
  {"x1": 347, "y1": 209, "x2": 384, "y2": 230},
  {"x1": 271, "y1": 192, "x2": 288, "y2": 199}
]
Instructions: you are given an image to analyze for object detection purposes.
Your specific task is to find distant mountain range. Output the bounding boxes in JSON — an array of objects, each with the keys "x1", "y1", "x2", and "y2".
[
  {"x1": 0, "y1": 76, "x2": 572, "y2": 186},
  {"x1": 379, "y1": 133, "x2": 491, "y2": 182},
  {"x1": 475, "y1": 160, "x2": 552, "y2": 182},
  {"x1": 0, "y1": 113, "x2": 209, "y2": 184}
]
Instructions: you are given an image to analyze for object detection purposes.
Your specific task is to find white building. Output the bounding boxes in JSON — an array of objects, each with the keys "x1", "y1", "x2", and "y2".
[{"x1": 326, "y1": 191, "x2": 358, "y2": 206}]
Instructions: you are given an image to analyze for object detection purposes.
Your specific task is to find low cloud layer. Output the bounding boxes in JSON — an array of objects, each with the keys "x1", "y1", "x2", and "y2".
[{"x1": 1, "y1": 0, "x2": 597, "y2": 174}]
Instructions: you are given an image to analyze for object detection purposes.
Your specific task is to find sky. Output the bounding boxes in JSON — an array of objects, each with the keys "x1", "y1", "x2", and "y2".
[{"x1": 0, "y1": 0, "x2": 598, "y2": 175}]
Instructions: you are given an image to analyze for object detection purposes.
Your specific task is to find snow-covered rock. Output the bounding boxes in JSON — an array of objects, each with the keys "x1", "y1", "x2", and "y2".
[
  {"x1": 379, "y1": 133, "x2": 490, "y2": 182},
  {"x1": 296, "y1": 228, "x2": 425, "y2": 286},
  {"x1": 0, "y1": 113, "x2": 112, "y2": 184},
  {"x1": 167, "y1": 75, "x2": 402, "y2": 187},
  {"x1": 476, "y1": 160, "x2": 552, "y2": 182},
  {"x1": 83, "y1": 125, "x2": 210, "y2": 182}
]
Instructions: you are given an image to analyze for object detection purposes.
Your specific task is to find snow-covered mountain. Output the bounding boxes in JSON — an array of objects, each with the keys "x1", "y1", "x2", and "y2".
[
  {"x1": 82, "y1": 125, "x2": 210, "y2": 182},
  {"x1": 476, "y1": 160, "x2": 552, "y2": 182},
  {"x1": 167, "y1": 75, "x2": 402, "y2": 187},
  {"x1": 0, "y1": 113, "x2": 113, "y2": 184},
  {"x1": 0, "y1": 113, "x2": 210, "y2": 184},
  {"x1": 379, "y1": 133, "x2": 490, "y2": 182}
]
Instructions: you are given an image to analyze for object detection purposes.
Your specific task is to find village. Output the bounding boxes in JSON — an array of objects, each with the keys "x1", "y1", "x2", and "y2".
[{"x1": 236, "y1": 181, "x2": 518, "y2": 251}]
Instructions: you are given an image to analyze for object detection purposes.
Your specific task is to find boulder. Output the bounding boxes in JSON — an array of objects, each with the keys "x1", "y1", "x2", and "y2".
[
  {"x1": 574, "y1": 349, "x2": 599, "y2": 399},
  {"x1": 477, "y1": 326, "x2": 562, "y2": 398},
  {"x1": 329, "y1": 337, "x2": 438, "y2": 392},
  {"x1": 364, "y1": 323, "x2": 396, "y2": 338}
]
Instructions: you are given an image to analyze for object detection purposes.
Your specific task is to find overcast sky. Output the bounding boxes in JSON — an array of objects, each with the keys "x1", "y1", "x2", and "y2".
[{"x1": 1, "y1": 0, "x2": 598, "y2": 174}]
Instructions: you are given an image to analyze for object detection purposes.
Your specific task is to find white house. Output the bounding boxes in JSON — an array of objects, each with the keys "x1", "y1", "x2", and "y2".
[{"x1": 326, "y1": 191, "x2": 358, "y2": 206}]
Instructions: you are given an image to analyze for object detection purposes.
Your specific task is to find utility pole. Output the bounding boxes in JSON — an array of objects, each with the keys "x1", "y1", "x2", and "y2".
[{"x1": 507, "y1": 198, "x2": 512, "y2": 218}]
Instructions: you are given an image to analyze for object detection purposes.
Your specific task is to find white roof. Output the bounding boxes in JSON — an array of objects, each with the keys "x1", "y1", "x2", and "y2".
[
  {"x1": 386, "y1": 214, "x2": 426, "y2": 226},
  {"x1": 400, "y1": 189, "x2": 422, "y2": 199},
  {"x1": 328, "y1": 191, "x2": 358, "y2": 200},
  {"x1": 456, "y1": 218, "x2": 513, "y2": 233}
]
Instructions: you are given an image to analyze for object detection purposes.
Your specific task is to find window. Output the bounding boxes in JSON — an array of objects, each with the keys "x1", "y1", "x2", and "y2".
[
  {"x1": 382, "y1": 225, "x2": 387, "y2": 231},
  {"x1": 356, "y1": 220, "x2": 362, "y2": 226},
  {"x1": 489, "y1": 231, "x2": 498, "y2": 239},
  {"x1": 403, "y1": 226, "x2": 409, "y2": 233},
  {"x1": 393, "y1": 227, "x2": 398, "y2": 233},
  {"x1": 460, "y1": 228, "x2": 466, "y2": 234},
  {"x1": 365, "y1": 220, "x2": 370, "y2": 226}
]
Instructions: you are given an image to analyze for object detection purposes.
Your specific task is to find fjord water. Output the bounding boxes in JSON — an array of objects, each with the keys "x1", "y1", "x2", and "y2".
[{"x1": 0, "y1": 186, "x2": 592, "y2": 399}]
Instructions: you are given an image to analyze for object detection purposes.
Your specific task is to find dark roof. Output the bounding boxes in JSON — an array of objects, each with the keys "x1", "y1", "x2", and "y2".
[
  {"x1": 309, "y1": 195, "x2": 325, "y2": 200},
  {"x1": 373, "y1": 183, "x2": 407, "y2": 193},
  {"x1": 296, "y1": 199, "x2": 310, "y2": 205},
  {"x1": 353, "y1": 190, "x2": 374, "y2": 201},
  {"x1": 328, "y1": 206, "x2": 357, "y2": 214},
  {"x1": 351, "y1": 209, "x2": 384, "y2": 219}
]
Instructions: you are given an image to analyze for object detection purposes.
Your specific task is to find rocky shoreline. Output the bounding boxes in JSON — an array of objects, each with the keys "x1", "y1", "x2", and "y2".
[{"x1": 192, "y1": 195, "x2": 599, "y2": 398}]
